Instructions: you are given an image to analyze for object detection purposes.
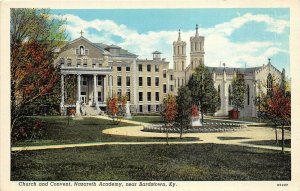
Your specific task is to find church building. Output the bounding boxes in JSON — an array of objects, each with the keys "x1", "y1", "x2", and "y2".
[{"x1": 55, "y1": 26, "x2": 285, "y2": 117}]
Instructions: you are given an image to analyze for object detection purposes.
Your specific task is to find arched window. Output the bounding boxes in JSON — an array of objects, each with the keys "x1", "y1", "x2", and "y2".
[
  {"x1": 177, "y1": 46, "x2": 180, "y2": 55},
  {"x1": 80, "y1": 46, "x2": 84, "y2": 55},
  {"x1": 228, "y1": 85, "x2": 232, "y2": 105},
  {"x1": 218, "y1": 85, "x2": 221, "y2": 104},
  {"x1": 267, "y1": 73, "x2": 273, "y2": 96},
  {"x1": 247, "y1": 84, "x2": 250, "y2": 105}
]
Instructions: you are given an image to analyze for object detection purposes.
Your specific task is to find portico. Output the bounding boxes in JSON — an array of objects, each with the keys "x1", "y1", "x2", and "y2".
[{"x1": 60, "y1": 66, "x2": 113, "y2": 116}]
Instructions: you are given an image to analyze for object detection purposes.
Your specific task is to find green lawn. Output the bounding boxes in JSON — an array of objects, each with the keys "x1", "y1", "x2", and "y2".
[
  {"x1": 12, "y1": 116, "x2": 197, "y2": 147},
  {"x1": 11, "y1": 144, "x2": 290, "y2": 181},
  {"x1": 129, "y1": 116, "x2": 164, "y2": 124},
  {"x1": 244, "y1": 139, "x2": 291, "y2": 148}
]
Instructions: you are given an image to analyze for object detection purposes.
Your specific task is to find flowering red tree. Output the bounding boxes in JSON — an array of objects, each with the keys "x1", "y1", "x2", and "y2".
[
  {"x1": 261, "y1": 84, "x2": 291, "y2": 153},
  {"x1": 161, "y1": 94, "x2": 177, "y2": 144},
  {"x1": 10, "y1": 9, "x2": 66, "y2": 141},
  {"x1": 191, "y1": 104, "x2": 199, "y2": 117}
]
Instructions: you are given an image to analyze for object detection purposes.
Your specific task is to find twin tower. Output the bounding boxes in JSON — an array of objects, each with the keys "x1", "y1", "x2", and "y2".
[{"x1": 172, "y1": 25, "x2": 205, "y2": 90}]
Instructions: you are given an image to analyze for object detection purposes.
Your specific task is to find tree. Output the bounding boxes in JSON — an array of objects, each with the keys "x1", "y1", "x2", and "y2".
[
  {"x1": 161, "y1": 94, "x2": 177, "y2": 144},
  {"x1": 106, "y1": 95, "x2": 119, "y2": 124},
  {"x1": 231, "y1": 74, "x2": 246, "y2": 113},
  {"x1": 175, "y1": 86, "x2": 192, "y2": 139},
  {"x1": 187, "y1": 64, "x2": 219, "y2": 122},
  {"x1": 260, "y1": 84, "x2": 291, "y2": 153},
  {"x1": 10, "y1": 9, "x2": 66, "y2": 138}
]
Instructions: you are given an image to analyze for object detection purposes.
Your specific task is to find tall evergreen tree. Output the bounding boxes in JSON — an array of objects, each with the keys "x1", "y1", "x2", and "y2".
[
  {"x1": 187, "y1": 64, "x2": 219, "y2": 122},
  {"x1": 231, "y1": 74, "x2": 246, "y2": 111},
  {"x1": 175, "y1": 86, "x2": 192, "y2": 139}
]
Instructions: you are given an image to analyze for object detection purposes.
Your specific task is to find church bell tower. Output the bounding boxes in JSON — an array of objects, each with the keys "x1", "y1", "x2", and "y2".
[
  {"x1": 173, "y1": 29, "x2": 186, "y2": 71},
  {"x1": 190, "y1": 24, "x2": 205, "y2": 70}
]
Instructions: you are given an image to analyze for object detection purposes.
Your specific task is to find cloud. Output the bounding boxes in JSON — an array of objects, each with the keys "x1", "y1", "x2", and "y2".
[{"x1": 52, "y1": 12, "x2": 289, "y2": 70}]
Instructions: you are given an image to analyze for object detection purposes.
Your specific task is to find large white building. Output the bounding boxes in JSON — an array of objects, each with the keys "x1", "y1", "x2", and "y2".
[{"x1": 55, "y1": 25, "x2": 285, "y2": 117}]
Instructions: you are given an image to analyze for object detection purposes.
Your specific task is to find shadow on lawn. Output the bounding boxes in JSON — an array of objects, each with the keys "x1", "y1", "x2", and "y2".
[{"x1": 218, "y1": 137, "x2": 251, "y2": 140}]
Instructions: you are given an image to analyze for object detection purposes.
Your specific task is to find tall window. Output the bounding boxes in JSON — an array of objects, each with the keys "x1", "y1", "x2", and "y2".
[
  {"x1": 138, "y1": 64, "x2": 142, "y2": 71},
  {"x1": 247, "y1": 84, "x2": 250, "y2": 105},
  {"x1": 218, "y1": 85, "x2": 221, "y2": 104},
  {"x1": 67, "y1": 58, "x2": 72, "y2": 66},
  {"x1": 267, "y1": 73, "x2": 273, "y2": 96},
  {"x1": 155, "y1": 65, "x2": 159, "y2": 72},
  {"x1": 147, "y1": 92, "x2": 151, "y2": 101},
  {"x1": 170, "y1": 85, "x2": 174, "y2": 91},
  {"x1": 155, "y1": 77, "x2": 159, "y2": 86},
  {"x1": 139, "y1": 105, "x2": 143, "y2": 112},
  {"x1": 139, "y1": 77, "x2": 143, "y2": 86},
  {"x1": 155, "y1": 92, "x2": 159, "y2": 101},
  {"x1": 170, "y1": 75, "x2": 173, "y2": 81},
  {"x1": 117, "y1": 76, "x2": 122, "y2": 86},
  {"x1": 77, "y1": 58, "x2": 81, "y2": 65},
  {"x1": 139, "y1": 92, "x2": 143, "y2": 101},
  {"x1": 83, "y1": 58, "x2": 87, "y2": 67},
  {"x1": 163, "y1": 70, "x2": 166, "y2": 78},
  {"x1": 92, "y1": 58, "x2": 96, "y2": 65},
  {"x1": 148, "y1": 105, "x2": 151, "y2": 112},
  {"x1": 182, "y1": 61, "x2": 184, "y2": 70},
  {"x1": 82, "y1": 76, "x2": 87, "y2": 86},
  {"x1": 147, "y1": 65, "x2": 151, "y2": 72},
  {"x1": 97, "y1": 76, "x2": 103, "y2": 86},
  {"x1": 163, "y1": 84, "x2": 167, "y2": 93},
  {"x1": 126, "y1": 76, "x2": 130, "y2": 86},
  {"x1": 126, "y1": 89, "x2": 130, "y2": 101},
  {"x1": 126, "y1": 66, "x2": 130, "y2": 72},
  {"x1": 228, "y1": 85, "x2": 232, "y2": 105},
  {"x1": 84, "y1": 49, "x2": 89, "y2": 55},
  {"x1": 147, "y1": 77, "x2": 151, "y2": 86},
  {"x1": 117, "y1": 89, "x2": 122, "y2": 99},
  {"x1": 117, "y1": 66, "x2": 122, "y2": 71}
]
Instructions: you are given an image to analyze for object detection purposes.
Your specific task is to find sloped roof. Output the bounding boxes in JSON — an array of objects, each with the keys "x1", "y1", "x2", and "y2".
[
  {"x1": 94, "y1": 43, "x2": 137, "y2": 58},
  {"x1": 207, "y1": 66, "x2": 262, "y2": 74}
]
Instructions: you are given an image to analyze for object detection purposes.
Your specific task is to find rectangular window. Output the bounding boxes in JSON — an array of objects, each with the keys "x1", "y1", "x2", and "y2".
[
  {"x1": 170, "y1": 85, "x2": 174, "y2": 91},
  {"x1": 60, "y1": 58, "x2": 65, "y2": 65},
  {"x1": 97, "y1": 76, "x2": 103, "y2": 86},
  {"x1": 147, "y1": 65, "x2": 151, "y2": 72},
  {"x1": 82, "y1": 76, "x2": 87, "y2": 86},
  {"x1": 155, "y1": 65, "x2": 159, "y2": 72},
  {"x1": 98, "y1": 92, "x2": 102, "y2": 102},
  {"x1": 92, "y1": 58, "x2": 96, "y2": 65},
  {"x1": 76, "y1": 48, "x2": 79, "y2": 55},
  {"x1": 117, "y1": 76, "x2": 122, "y2": 86},
  {"x1": 138, "y1": 64, "x2": 142, "y2": 72},
  {"x1": 85, "y1": 49, "x2": 89, "y2": 55},
  {"x1": 126, "y1": 89, "x2": 130, "y2": 101},
  {"x1": 83, "y1": 59, "x2": 87, "y2": 67},
  {"x1": 147, "y1": 77, "x2": 151, "y2": 86},
  {"x1": 147, "y1": 92, "x2": 151, "y2": 101},
  {"x1": 77, "y1": 59, "x2": 81, "y2": 65},
  {"x1": 67, "y1": 58, "x2": 72, "y2": 66},
  {"x1": 126, "y1": 66, "x2": 130, "y2": 72},
  {"x1": 170, "y1": 75, "x2": 173, "y2": 81},
  {"x1": 139, "y1": 92, "x2": 143, "y2": 102},
  {"x1": 155, "y1": 77, "x2": 159, "y2": 86},
  {"x1": 163, "y1": 70, "x2": 166, "y2": 78},
  {"x1": 117, "y1": 89, "x2": 122, "y2": 99},
  {"x1": 126, "y1": 76, "x2": 130, "y2": 86},
  {"x1": 139, "y1": 105, "x2": 143, "y2": 112},
  {"x1": 98, "y1": 59, "x2": 102, "y2": 67},
  {"x1": 155, "y1": 92, "x2": 159, "y2": 101},
  {"x1": 117, "y1": 66, "x2": 122, "y2": 71},
  {"x1": 139, "y1": 77, "x2": 143, "y2": 86},
  {"x1": 156, "y1": 105, "x2": 160, "y2": 112},
  {"x1": 148, "y1": 105, "x2": 151, "y2": 112},
  {"x1": 163, "y1": 84, "x2": 167, "y2": 93}
]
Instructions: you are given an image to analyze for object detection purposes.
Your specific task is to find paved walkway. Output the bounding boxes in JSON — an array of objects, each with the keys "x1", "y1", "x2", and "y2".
[{"x1": 11, "y1": 115, "x2": 291, "y2": 152}]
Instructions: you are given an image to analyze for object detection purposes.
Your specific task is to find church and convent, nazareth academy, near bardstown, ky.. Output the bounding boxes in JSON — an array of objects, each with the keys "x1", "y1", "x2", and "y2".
[{"x1": 55, "y1": 25, "x2": 285, "y2": 118}]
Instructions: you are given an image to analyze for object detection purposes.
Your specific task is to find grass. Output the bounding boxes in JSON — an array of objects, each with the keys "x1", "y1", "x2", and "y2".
[
  {"x1": 218, "y1": 137, "x2": 250, "y2": 140},
  {"x1": 11, "y1": 143, "x2": 291, "y2": 181},
  {"x1": 12, "y1": 116, "x2": 198, "y2": 147},
  {"x1": 129, "y1": 116, "x2": 164, "y2": 124},
  {"x1": 244, "y1": 139, "x2": 291, "y2": 148}
]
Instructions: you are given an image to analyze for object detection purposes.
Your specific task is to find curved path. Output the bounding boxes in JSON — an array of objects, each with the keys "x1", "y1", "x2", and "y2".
[{"x1": 12, "y1": 116, "x2": 291, "y2": 152}]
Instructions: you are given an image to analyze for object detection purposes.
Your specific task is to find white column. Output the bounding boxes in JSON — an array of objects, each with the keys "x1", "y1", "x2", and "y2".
[
  {"x1": 109, "y1": 75, "x2": 112, "y2": 98},
  {"x1": 102, "y1": 75, "x2": 105, "y2": 101},
  {"x1": 60, "y1": 74, "x2": 65, "y2": 115},
  {"x1": 76, "y1": 74, "x2": 81, "y2": 116},
  {"x1": 93, "y1": 74, "x2": 97, "y2": 105}
]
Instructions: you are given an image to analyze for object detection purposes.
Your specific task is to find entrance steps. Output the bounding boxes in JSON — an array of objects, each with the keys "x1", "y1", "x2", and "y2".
[{"x1": 82, "y1": 105, "x2": 100, "y2": 116}]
